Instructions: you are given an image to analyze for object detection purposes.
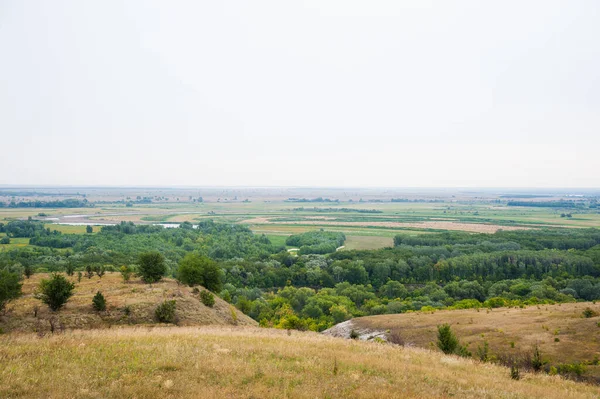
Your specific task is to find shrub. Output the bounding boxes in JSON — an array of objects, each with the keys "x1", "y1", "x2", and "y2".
[
  {"x1": 178, "y1": 253, "x2": 205, "y2": 286},
  {"x1": 477, "y1": 340, "x2": 490, "y2": 362},
  {"x1": 510, "y1": 364, "x2": 520, "y2": 380},
  {"x1": 556, "y1": 362, "x2": 586, "y2": 376},
  {"x1": 582, "y1": 307, "x2": 598, "y2": 318},
  {"x1": 0, "y1": 270, "x2": 22, "y2": 312},
  {"x1": 138, "y1": 252, "x2": 166, "y2": 283},
  {"x1": 23, "y1": 264, "x2": 35, "y2": 279},
  {"x1": 95, "y1": 265, "x2": 105, "y2": 279},
  {"x1": 531, "y1": 344, "x2": 544, "y2": 371},
  {"x1": 236, "y1": 296, "x2": 252, "y2": 313},
  {"x1": 221, "y1": 290, "x2": 232, "y2": 303},
  {"x1": 77, "y1": 271, "x2": 82, "y2": 282},
  {"x1": 484, "y1": 297, "x2": 509, "y2": 308},
  {"x1": 387, "y1": 331, "x2": 404, "y2": 346},
  {"x1": 1, "y1": 236, "x2": 10, "y2": 244},
  {"x1": 155, "y1": 300, "x2": 176, "y2": 323},
  {"x1": 279, "y1": 314, "x2": 308, "y2": 331},
  {"x1": 200, "y1": 290, "x2": 215, "y2": 307},
  {"x1": 436, "y1": 324, "x2": 471, "y2": 357},
  {"x1": 120, "y1": 265, "x2": 132, "y2": 282},
  {"x1": 437, "y1": 324, "x2": 459, "y2": 354},
  {"x1": 349, "y1": 329, "x2": 359, "y2": 339},
  {"x1": 86, "y1": 265, "x2": 94, "y2": 279},
  {"x1": 455, "y1": 344, "x2": 472, "y2": 358},
  {"x1": 230, "y1": 305, "x2": 238, "y2": 324},
  {"x1": 65, "y1": 263, "x2": 75, "y2": 276},
  {"x1": 330, "y1": 305, "x2": 352, "y2": 324},
  {"x1": 92, "y1": 291, "x2": 106, "y2": 311},
  {"x1": 201, "y1": 260, "x2": 223, "y2": 293},
  {"x1": 36, "y1": 273, "x2": 75, "y2": 311}
]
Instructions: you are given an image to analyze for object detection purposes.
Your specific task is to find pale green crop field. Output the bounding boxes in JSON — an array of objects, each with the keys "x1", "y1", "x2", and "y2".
[{"x1": 0, "y1": 235, "x2": 30, "y2": 250}]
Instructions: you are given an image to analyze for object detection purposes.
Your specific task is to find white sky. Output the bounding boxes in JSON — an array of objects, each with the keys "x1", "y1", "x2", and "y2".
[{"x1": 0, "y1": 1, "x2": 598, "y2": 188}]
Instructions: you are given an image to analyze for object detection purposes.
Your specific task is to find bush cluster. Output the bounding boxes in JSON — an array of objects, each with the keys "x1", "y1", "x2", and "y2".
[{"x1": 155, "y1": 300, "x2": 177, "y2": 323}]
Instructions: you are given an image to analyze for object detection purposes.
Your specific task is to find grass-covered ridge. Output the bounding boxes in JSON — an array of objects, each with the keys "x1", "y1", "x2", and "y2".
[
  {"x1": 0, "y1": 273, "x2": 255, "y2": 333},
  {"x1": 1, "y1": 326, "x2": 599, "y2": 399},
  {"x1": 327, "y1": 302, "x2": 600, "y2": 381}
]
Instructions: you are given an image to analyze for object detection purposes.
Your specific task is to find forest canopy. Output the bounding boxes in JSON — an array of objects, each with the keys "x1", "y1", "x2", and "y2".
[{"x1": 2, "y1": 220, "x2": 600, "y2": 332}]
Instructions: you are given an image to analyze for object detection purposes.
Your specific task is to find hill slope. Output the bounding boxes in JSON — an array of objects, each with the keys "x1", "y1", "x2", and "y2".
[
  {"x1": 0, "y1": 273, "x2": 255, "y2": 333},
  {"x1": 1, "y1": 326, "x2": 598, "y2": 398},
  {"x1": 324, "y1": 303, "x2": 600, "y2": 376}
]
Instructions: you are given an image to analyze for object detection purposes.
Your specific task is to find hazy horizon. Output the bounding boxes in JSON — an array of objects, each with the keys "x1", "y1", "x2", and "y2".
[
  {"x1": 1, "y1": 1, "x2": 599, "y2": 187},
  {"x1": 1, "y1": 184, "x2": 598, "y2": 195}
]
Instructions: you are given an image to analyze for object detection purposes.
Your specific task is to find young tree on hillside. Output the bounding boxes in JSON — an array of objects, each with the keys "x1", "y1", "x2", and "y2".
[
  {"x1": 436, "y1": 324, "x2": 471, "y2": 357},
  {"x1": 437, "y1": 324, "x2": 459, "y2": 354},
  {"x1": 36, "y1": 273, "x2": 75, "y2": 311},
  {"x1": 120, "y1": 265, "x2": 133, "y2": 282},
  {"x1": 92, "y1": 291, "x2": 106, "y2": 311},
  {"x1": 178, "y1": 253, "x2": 204, "y2": 286},
  {"x1": 177, "y1": 253, "x2": 223, "y2": 292},
  {"x1": 95, "y1": 265, "x2": 105, "y2": 278},
  {"x1": 23, "y1": 264, "x2": 35, "y2": 279},
  {"x1": 86, "y1": 225, "x2": 93, "y2": 234},
  {"x1": 202, "y1": 259, "x2": 223, "y2": 293},
  {"x1": 65, "y1": 262, "x2": 75, "y2": 276},
  {"x1": 0, "y1": 270, "x2": 22, "y2": 312},
  {"x1": 137, "y1": 251, "x2": 166, "y2": 283}
]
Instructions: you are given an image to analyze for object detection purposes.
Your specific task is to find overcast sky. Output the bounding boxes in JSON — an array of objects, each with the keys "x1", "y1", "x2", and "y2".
[{"x1": 0, "y1": 1, "x2": 598, "y2": 187}]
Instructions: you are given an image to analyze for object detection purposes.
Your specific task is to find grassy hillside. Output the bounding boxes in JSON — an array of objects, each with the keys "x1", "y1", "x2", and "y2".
[
  {"x1": 0, "y1": 273, "x2": 255, "y2": 333},
  {"x1": 326, "y1": 303, "x2": 600, "y2": 376},
  {"x1": 1, "y1": 326, "x2": 599, "y2": 398}
]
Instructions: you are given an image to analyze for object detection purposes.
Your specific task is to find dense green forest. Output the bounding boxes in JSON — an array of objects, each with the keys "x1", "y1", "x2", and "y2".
[
  {"x1": 0, "y1": 220, "x2": 59, "y2": 237},
  {"x1": 2, "y1": 220, "x2": 600, "y2": 332}
]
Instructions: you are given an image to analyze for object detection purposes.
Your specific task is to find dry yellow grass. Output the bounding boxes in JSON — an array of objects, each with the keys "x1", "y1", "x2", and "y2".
[
  {"x1": 0, "y1": 273, "x2": 255, "y2": 333},
  {"x1": 44, "y1": 224, "x2": 100, "y2": 234},
  {"x1": 1, "y1": 326, "x2": 599, "y2": 398},
  {"x1": 347, "y1": 303, "x2": 600, "y2": 371}
]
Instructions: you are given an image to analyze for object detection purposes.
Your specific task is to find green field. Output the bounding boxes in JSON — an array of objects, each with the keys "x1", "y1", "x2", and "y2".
[
  {"x1": 1, "y1": 189, "x2": 598, "y2": 252},
  {"x1": 0, "y1": 234, "x2": 29, "y2": 250}
]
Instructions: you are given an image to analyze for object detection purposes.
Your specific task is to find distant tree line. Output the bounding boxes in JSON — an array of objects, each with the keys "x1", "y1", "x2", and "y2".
[
  {"x1": 0, "y1": 199, "x2": 93, "y2": 208},
  {"x1": 390, "y1": 198, "x2": 444, "y2": 203},
  {"x1": 393, "y1": 229, "x2": 600, "y2": 251},
  {"x1": 286, "y1": 198, "x2": 339, "y2": 203},
  {"x1": 506, "y1": 200, "x2": 583, "y2": 208},
  {"x1": 292, "y1": 207, "x2": 382, "y2": 214},
  {"x1": 0, "y1": 220, "x2": 59, "y2": 238}
]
